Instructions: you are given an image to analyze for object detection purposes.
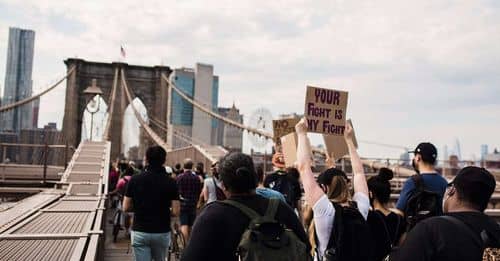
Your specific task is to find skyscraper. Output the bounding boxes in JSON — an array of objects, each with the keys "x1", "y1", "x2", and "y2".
[
  {"x1": 481, "y1": 144, "x2": 489, "y2": 160},
  {"x1": 1, "y1": 27, "x2": 37, "y2": 132},
  {"x1": 169, "y1": 63, "x2": 219, "y2": 148}
]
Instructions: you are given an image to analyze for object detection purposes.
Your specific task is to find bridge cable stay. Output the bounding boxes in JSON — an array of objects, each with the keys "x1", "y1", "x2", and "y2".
[
  {"x1": 102, "y1": 68, "x2": 119, "y2": 140},
  {"x1": 0, "y1": 66, "x2": 76, "y2": 113},
  {"x1": 149, "y1": 117, "x2": 211, "y2": 148},
  {"x1": 149, "y1": 116, "x2": 211, "y2": 147},
  {"x1": 160, "y1": 73, "x2": 273, "y2": 139},
  {"x1": 120, "y1": 69, "x2": 169, "y2": 151}
]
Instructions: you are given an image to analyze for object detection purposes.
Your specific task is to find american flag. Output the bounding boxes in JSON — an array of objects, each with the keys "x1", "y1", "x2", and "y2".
[{"x1": 120, "y1": 46, "x2": 126, "y2": 58}]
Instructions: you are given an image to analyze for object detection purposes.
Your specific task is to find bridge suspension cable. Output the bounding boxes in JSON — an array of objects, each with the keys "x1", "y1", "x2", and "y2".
[
  {"x1": 121, "y1": 69, "x2": 169, "y2": 151},
  {"x1": 160, "y1": 73, "x2": 274, "y2": 139},
  {"x1": 149, "y1": 116, "x2": 210, "y2": 147},
  {"x1": 0, "y1": 66, "x2": 76, "y2": 113},
  {"x1": 102, "y1": 68, "x2": 119, "y2": 140}
]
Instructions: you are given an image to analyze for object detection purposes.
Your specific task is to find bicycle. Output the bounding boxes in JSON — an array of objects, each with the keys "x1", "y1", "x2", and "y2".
[{"x1": 167, "y1": 222, "x2": 186, "y2": 261}]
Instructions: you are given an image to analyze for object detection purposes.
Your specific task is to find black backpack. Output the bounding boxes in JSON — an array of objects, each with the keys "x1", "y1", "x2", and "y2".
[
  {"x1": 221, "y1": 198, "x2": 310, "y2": 261},
  {"x1": 272, "y1": 174, "x2": 296, "y2": 208},
  {"x1": 404, "y1": 174, "x2": 441, "y2": 231},
  {"x1": 321, "y1": 202, "x2": 373, "y2": 261}
]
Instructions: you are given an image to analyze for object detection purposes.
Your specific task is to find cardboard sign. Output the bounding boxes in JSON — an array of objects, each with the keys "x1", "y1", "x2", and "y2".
[
  {"x1": 273, "y1": 117, "x2": 300, "y2": 144},
  {"x1": 323, "y1": 119, "x2": 358, "y2": 160},
  {"x1": 281, "y1": 133, "x2": 298, "y2": 167},
  {"x1": 304, "y1": 86, "x2": 348, "y2": 135}
]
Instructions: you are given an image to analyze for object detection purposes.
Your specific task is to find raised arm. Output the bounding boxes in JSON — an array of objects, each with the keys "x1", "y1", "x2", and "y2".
[
  {"x1": 295, "y1": 118, "x2": 325, "y2": 206},
  {"x1": 344, "y1": 122, "x2": 369, "y2": 197}
]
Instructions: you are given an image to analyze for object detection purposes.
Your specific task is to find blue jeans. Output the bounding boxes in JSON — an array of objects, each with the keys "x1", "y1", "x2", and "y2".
[{"x1": 131, "y1": 230, "x2": 171, "y2": 261}]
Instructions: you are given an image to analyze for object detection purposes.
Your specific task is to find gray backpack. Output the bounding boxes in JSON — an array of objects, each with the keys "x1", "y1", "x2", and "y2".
[{"x1": 222, "y1": 198, "x2": 309, "y2": 261}]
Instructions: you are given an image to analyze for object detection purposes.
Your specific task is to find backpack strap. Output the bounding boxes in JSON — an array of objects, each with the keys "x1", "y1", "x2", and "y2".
[
  {"x1": 264, "y1": 198, "x2": 280, "y2": 219},
  {"x1": 221, "y1": 200, "x2": 260, "y2": 220},
  {"x1": 411, "y1": 174, "x2": 424, "y2": 191}
]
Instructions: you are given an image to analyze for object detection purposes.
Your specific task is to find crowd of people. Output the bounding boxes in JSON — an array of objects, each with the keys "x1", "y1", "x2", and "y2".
[{"x1": 110, "y1": 119, "x2": 500, "y2": 261}]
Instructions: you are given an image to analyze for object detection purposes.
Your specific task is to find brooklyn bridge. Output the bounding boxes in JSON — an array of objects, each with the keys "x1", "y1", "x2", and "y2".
[{"x1": 0, "y1": 59, "x2": 499, "y2": 260}]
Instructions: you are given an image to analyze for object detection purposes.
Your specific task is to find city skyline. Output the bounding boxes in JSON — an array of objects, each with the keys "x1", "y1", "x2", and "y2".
[{"x1": 0, "y1": 1, "x2": 499, "y2": 159}]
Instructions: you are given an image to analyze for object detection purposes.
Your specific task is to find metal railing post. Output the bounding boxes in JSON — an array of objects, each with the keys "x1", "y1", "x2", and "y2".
[{"x1": 43, "y1": 142, "x2": 48, "y2": 185}]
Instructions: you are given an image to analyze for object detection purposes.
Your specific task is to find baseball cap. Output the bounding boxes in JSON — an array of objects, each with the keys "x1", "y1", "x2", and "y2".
[{"x1": 409, "y1": 142, "x2": 437, "y2": 164}]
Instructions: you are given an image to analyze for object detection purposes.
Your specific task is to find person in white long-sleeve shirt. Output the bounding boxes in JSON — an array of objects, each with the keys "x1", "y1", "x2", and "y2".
[{"x1": 295, "y1": 119, "x2": 370, "y2": 260}]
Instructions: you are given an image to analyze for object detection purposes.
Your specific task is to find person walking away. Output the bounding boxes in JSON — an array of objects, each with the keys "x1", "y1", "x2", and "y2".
[
  {"x1": 199, "y1": 162, "x2": 225, "y2": 207},
  {"x1": 109, "y1": 166, "x2": 134, "y2": 236},
  {"x1": 264, "y1": 153, "x2": 302, "y2": 214},
  {"x1": 123, "y1": 146, "x2": 180, "y2": 261},
  {"x1": 108, "y1": 164, "x2": 119, "y2": 193},
  {"x1": 176, "y1": 158, "x2": 202, "y2": 242},
  {"x1": 390, "y1": 166, "x2": 500, "y2": 261},
  {"x1": 366, "y1": 168, "x2": 406, "y2": 260},
  {"x1": 181, "y1": 152, "x2": 311, "y2": 261},
  {"x1": 295, "y1": 119, "x2": 373, "y2": 261},
  {"x1": 195, "y1": 162, "x2": 206, "y2": 183},
  {"x1": 396, "y1": 143, "x2": 447, "y2": 231},
  {"x1": 255, "y1": 166, "x2": 286, "y2": 202}
]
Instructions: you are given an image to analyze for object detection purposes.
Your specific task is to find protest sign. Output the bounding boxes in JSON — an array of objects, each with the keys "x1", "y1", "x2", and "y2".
[
  {"x1": 281, "y1": 133, "x2": 298, "y2": 167},
  {"x1": 304, "y1": 86, "x2": 348, "y2": 135},
  {"x1": 273, "y1": 117, "x2": 300, "y2": 145},
  {"x1": 323, "y1": 119, "x2": 358, "y2": 160}
]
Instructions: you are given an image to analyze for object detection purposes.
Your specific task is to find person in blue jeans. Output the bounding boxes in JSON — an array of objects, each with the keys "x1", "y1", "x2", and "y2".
[
  {"x1": 124, "y1": 146, "x2": 180, "y2": 261},
  {"x1": 396, "y1": 142, "x2": 448, "y2": 215}
]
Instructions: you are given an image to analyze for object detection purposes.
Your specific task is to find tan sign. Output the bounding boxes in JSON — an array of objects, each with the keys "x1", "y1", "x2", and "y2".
[
  {"x1": 281, "y1": 133, "x2": 298, "y2": 167},
  {"x1": 304, "y1": 86, "x2": 348, "y2": 135},
  {"x1": 323, "y1": 119, "x2": 358, "y2": 160},
  {"x1": 273, "y1": 117, "x2": 300, "y2": 144}
]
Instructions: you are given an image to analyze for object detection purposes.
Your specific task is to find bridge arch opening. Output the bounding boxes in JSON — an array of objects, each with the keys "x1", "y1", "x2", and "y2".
[
  {"x1": 81, "y1": 95, "x2": 108, "y2": 142},
  {"x1": 122, "y1": 97, "x2": 149, "y2": 161}
]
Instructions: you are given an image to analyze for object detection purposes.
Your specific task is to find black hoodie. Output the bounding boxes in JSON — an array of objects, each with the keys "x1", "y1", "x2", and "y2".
[{"x1": 390, "y1": 211, "x2": 500, "y2": 261}]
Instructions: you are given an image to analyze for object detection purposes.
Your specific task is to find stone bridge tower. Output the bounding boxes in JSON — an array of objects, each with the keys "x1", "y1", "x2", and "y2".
[{"x1": 62, "y1": 59, "x2": 171, "y2": 160}]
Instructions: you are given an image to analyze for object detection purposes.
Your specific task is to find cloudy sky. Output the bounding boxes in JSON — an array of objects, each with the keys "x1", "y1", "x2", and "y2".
[{"x1": 0, "y1": 0, "x2": 499, "y2": 160}]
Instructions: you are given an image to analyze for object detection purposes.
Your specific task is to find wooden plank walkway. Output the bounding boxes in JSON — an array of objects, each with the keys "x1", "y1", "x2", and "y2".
[
  {"x1": 0, "y1": 141, "x2": 111, "y2": 261},
  {"x1": 102, "y1": 207, "x2": 133, "y2": 261}
]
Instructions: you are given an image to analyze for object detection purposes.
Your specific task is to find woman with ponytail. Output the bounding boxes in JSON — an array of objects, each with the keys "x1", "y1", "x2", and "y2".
[
  {"x1": 367, "y1": 168, "x2": 406, "y2": 260},
  {"x1": 182, "y1": 152, "x2": 311, "y2": 261}
]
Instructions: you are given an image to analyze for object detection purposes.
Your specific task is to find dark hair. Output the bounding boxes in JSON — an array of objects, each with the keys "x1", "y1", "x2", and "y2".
[
  {"x1": 196, "y1": 162, "x2": 204, "y2": 173},
  {"x1": 124, "y1": 166, "x2": 135, "y2": 176},
  {"x1": 183, "y1": 159, "x2": 193, "y2": 170},
  {"x1": 317, "y1": 168, "x2": 350, "y2": 203},
  {"x1": 454, "y1": 167, "x2": 495, "y2": 211},
  {"x1": 174, "y1": 163, "x2": 181, "y2": 170},
  {"x1": 145, "y1": 146, "x2": 166, "y2": 167},
  {"x1": 219, "y1": 152, "x2": 257, "y2": 193},
  {"x1": 367, "y1": 168, "x2": 394, "y2": 204}
]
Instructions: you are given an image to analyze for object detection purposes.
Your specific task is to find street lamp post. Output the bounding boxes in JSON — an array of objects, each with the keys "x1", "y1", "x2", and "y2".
[{"x1": 83, "y1": 79, "x2": 103, "y2": 141}]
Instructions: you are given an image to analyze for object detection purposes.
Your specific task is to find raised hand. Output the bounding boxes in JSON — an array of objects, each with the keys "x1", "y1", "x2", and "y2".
[
  {"x1": 295, "y1": 118, "x2": 308, "y2": 135},
  {"x1": 344, "y1": 121, "x2": 354, "y2": 142}
]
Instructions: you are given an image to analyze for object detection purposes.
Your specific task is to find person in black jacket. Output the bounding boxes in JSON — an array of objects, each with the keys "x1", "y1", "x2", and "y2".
[
  {"x1": 181, "y1": 152, "x2": 311, "y2": 261},
  {"x1": 390, "y1": 166, "x2": 500, "y2": 261}
]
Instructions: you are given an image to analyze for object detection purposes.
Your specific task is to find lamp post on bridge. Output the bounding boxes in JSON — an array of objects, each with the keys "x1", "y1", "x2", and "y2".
[{"x1": 83, "y1": 79, "x2": 103, "y2": 141}]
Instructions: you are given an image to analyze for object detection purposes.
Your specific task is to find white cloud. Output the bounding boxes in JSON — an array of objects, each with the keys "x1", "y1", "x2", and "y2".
[{"x1": 0, "y1": 0, "x2": 499, "y2": 159}]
